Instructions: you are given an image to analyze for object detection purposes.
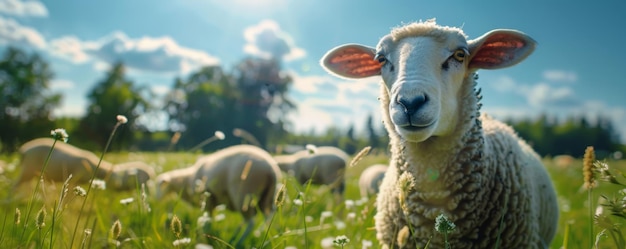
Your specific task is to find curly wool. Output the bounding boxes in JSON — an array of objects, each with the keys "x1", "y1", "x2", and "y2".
[{"x1": 374, "y1": 74, "x2": 558, "y2": 248}]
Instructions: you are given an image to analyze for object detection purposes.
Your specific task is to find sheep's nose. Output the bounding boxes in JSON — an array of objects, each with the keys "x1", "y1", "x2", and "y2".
[{"x1": 396, "y1": 94, "x2": 428, "y2": 115}]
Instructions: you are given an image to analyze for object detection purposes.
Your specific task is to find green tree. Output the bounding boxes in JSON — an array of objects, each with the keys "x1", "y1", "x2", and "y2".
[
  {"x1": 164, "y1": 66, "x2": 238, "y2": 151},
  {"x1": 0, "y1": 47, "x2": 60, "y2": 152},
  {"x1": 232, "y1": 57, "x2": 295, "y2": 148},
  {"x1": 365, "y1": 113, "x2": 380, "y2": 150},
  {"x1": 78, "y1": 62, "x2": 150, "y2": 150},
  {"x1": 165, "y1": 58, "x2": 295, "y2": 151}
]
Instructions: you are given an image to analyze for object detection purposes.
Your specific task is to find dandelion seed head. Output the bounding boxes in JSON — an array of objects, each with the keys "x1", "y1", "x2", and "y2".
[{"x1": 116, "y1": 115, "x2": 128, "y2": 124}]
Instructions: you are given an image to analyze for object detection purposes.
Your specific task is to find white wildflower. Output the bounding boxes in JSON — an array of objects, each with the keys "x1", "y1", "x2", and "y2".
[
  {"x1": 172, "y1": 237, "x2": 191, "y2": 246},
  {"x1": 91, "y1": 179, "x2": 106, "y2": 190},
  {"x1": 197, "y1": 212, "x2": 212, "y2": 227},
  {"x1": 50, "y1": 128, "x2": 69, "y2": 143},
  {"x1": 334, "y1": 220, "x2": 346, "y2": 230},
  {"x1": 116, "y1": 115, "x2": 128, "y2": 124},
  {"x1": 346, "y1": 212, "x2": 356, "y2": 221},
  {"x1": 293, "y1": 199, "x2": 303, "y2": 206},
  {"x1": 333, "y1": 235, "x2": 350, "y2": 246},
  {"x1": 214, "y1": 213, "x2": 225, "y2": 222},
  {"x1": 120, "y1": 197, "x2": 134, "y2": 205},
  {"x1": 344, "y1": 199, "x2": 355, "y2": 209},
  {"x1": 321, "y1": 237, "x2": 334, "y2": 248},
  {"x1": 214, "y1": 131, "x2": 225, "y2": 140},
  {"x1": 305, "y1": 144, "x2": 317, "y2": 154},
  {"x1": 73, "y1": 186, "x2": 87, "y2": 197},
  {"x1": 362, "y1": 239, "x2": 373, "y2": 249}
]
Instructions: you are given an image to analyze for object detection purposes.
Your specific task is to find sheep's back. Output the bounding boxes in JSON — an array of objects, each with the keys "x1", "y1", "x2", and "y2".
[
  {"x1": 18, "y1": 138, "x2": 104, "y2": 183},
  {"x1": 293, "y1": 153, "x2": 346, "y2": 185},
  {"x1": 481, "y1": 115, "x2": 558, "y2": 247},
  {"x1": 195, "y1": 145, "x2": 281, "y2": 216},
  {"x1": 358, "y1": 164, "x2": 388, "y2": 198}
]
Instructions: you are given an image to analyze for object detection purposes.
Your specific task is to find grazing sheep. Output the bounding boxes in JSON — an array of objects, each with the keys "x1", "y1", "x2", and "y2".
[
  {"x1": 321, "y1": 19, "x2": 558, "y2": 248},
  {"x1": 15, "y1": 138, "x2": 156, "y2": 192},
  {"x1": 156, "y1": 144, "x2": 282, "y2": 244},
  {"x1": 110, "y1": 161, "x2": 156, "y2": 191},
  {"x1": 15, "y1": 138, "x2": 114, "y2": 186},
  {"x1": 358, "y1": 164, "x2": 388, "y2": 199},
  {"x1": 552, "y1": 154, "x2": 575, "y2": 169},
  {"x1": 274, "y1": 146, "x2": 348, "y2": 199}
]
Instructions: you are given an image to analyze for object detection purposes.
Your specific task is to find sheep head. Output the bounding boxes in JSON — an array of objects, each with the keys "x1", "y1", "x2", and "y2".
[{"x1": 321, "y1": 20, "x2": 535, "y2": 142}]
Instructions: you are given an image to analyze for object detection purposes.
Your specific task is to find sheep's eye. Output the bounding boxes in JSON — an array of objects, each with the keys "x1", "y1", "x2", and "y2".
[
  {"x1": 452, "y1": 49, "x2": 466, "y2": 62},
  {"x1": 374, "y1": 54, "x2": 387, "y2": 66}
]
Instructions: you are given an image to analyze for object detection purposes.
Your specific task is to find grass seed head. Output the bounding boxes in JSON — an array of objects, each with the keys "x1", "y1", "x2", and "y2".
[{"x1": 583, "y1": 146, "x2": 596, "y2": 189}]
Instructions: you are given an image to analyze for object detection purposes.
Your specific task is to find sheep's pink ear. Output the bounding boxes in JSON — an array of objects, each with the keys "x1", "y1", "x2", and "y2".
[
  {"x1": 320, "y1": 44, "x2": 381, "y2": 79},
  {"x1": 468, "y1": 29, "x2": 536, "y2": 70}
]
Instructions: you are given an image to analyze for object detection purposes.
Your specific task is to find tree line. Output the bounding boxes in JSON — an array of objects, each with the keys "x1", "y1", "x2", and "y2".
[{"x1": 0, "y1": 47, "x2": 623, "y2": 157}]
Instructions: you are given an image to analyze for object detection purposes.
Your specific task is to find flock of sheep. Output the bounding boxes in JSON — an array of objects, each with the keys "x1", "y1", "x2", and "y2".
[{"x1": 10, "y1": 19, "x2": 559, "y2": 248}]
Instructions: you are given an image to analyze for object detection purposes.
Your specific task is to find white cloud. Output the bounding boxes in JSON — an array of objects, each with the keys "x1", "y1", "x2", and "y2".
[
  {"x1": 0, "y1": 16, "x2": 45, "y2": 48},
  {"x1": 488, "y1": 75, "x2": 581, "y2": 108},
  {"x1": 49, "y1": 36, "x2": 93, "y2": 63},
  {"x1": 287, "y1": 71, "x2": 381, "y2": 134},
  {"x1": 151, "y1": 85, "x2": 170, "y2": 96},
  {"x1": 525, "y1": 83, "x2": 581, "y2": 108},
  {"x1": 542, "y1": 70, "x2": 577, "y2": 83},
  {"x1": 0, "y1": 0, "x2": 47, "y2": 17},
  {"x1": 243, "y1": 19, "x2": 306, "y2": 62},
  {"x1": 49, "y1": 79, "x2": 74, "y2": 90},
  {"x1": 49, "y1": 31, "x2": 220, "y2": 74}
]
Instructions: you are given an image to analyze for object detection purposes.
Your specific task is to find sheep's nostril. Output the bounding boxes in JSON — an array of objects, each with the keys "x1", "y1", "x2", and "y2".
[{"x1": 396, "y1": 94, "x2": 428, "y2": 115}]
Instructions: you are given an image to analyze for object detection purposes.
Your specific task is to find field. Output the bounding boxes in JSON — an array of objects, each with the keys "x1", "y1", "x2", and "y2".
[{"x1": 0, "y1": 149, "x2": 624, "y2": 249}]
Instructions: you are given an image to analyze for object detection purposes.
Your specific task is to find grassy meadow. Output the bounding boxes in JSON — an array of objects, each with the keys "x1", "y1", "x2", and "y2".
[{"x1": 0, "y1": 146, "x2": 624, "y2": 248}]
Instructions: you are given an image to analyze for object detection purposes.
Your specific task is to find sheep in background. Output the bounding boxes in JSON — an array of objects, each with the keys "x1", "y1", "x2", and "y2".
[
  {"x1": 155, "y1": 144, "x2": 282, "y2": 245},
  {"x1": 15, "y1": 138, "x2": 157, "y2": 193},
  {"x1": 552, "y1": 154, "x2": 575, "y2": 168},
  {"x1": 274, "y1": 145, "x2": 348, "y2": 202},
  {"x1": 358, "y1": 164, "x2": 388, "y2": 199},
  {"x1": 15, "y1": 138, "x2": 115, "y2": 188},
  {"x1": 109, "y1": 161, "x2": 156, "y2": 191},
  {"x1": 321, "y1": 19, "x2": 558, "y2": 248}
]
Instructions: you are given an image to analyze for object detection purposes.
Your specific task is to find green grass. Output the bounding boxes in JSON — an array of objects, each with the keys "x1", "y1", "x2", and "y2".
[{"x1": 0, "y1": 150, "x2": 624, "y2": 248}]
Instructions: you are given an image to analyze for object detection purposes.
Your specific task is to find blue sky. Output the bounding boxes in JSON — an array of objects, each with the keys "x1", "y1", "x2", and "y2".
[{"x1": 2, "y1": 0, "x2": 626, "y2": 142}]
